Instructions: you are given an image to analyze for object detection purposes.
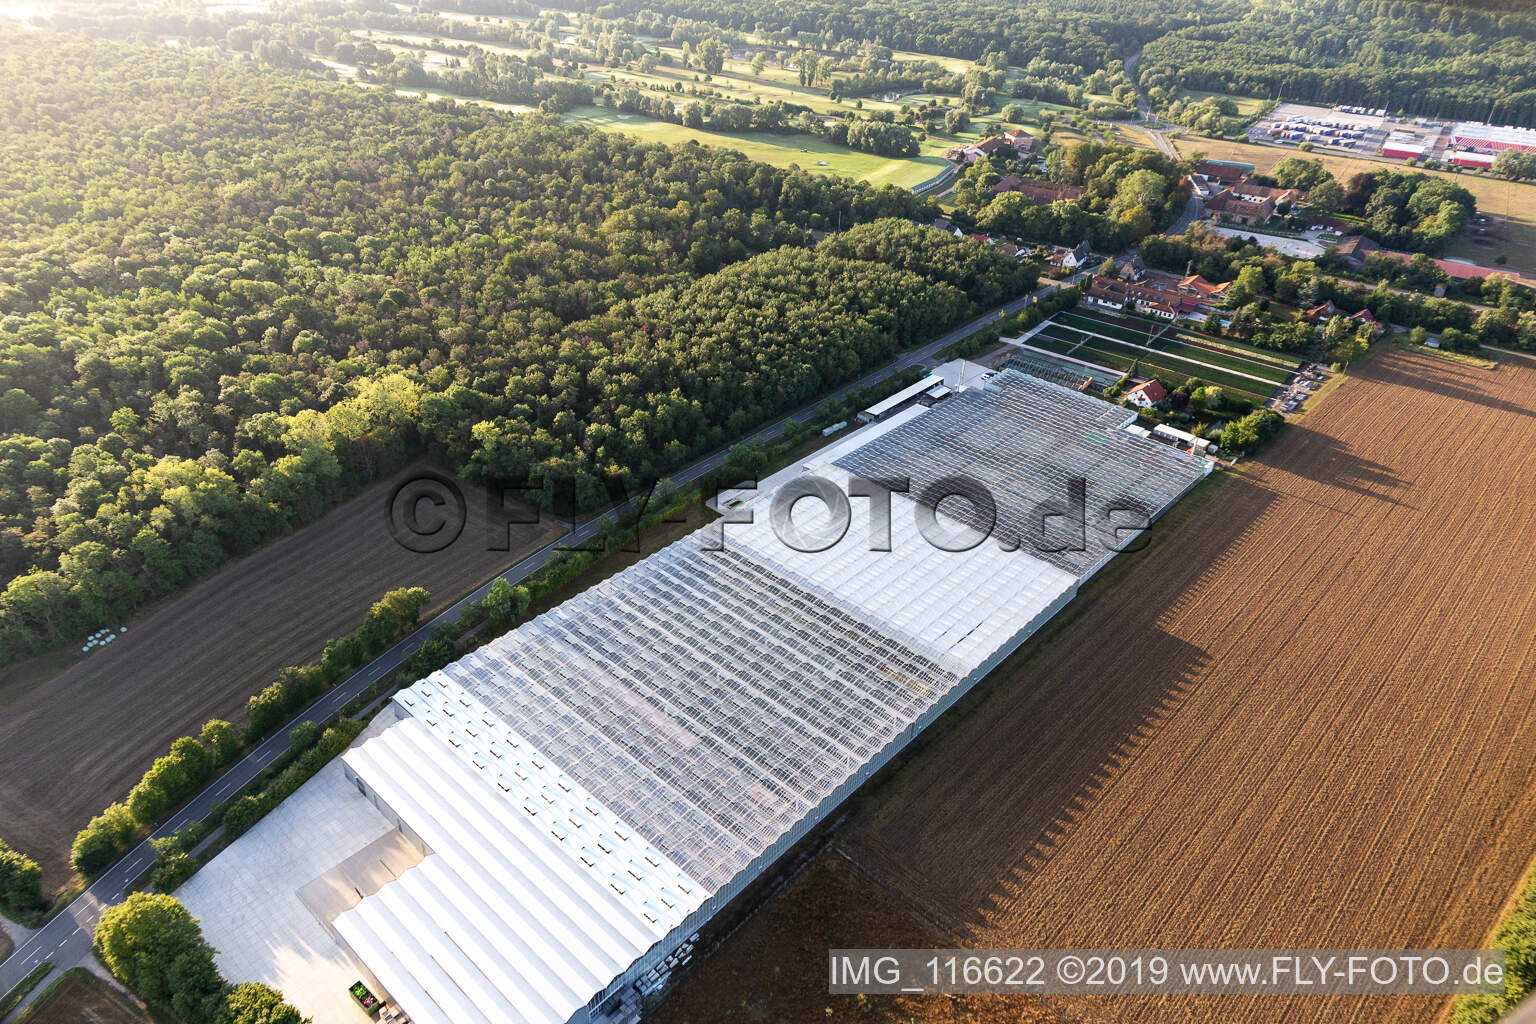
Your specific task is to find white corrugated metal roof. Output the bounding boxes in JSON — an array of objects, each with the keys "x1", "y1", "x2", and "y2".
[
  {"x1": 337, "y1": 700, "x2": 706, "y2": 1024},
  {"x1": 862, "y1": 373, "x2": 943, "y2": 417}
]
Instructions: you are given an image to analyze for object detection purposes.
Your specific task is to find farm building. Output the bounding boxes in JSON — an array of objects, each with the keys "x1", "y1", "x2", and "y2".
[
  {"x1": 857, "y1": 372, "x2": 944, "y2": 422},
  {"x1": 1204, "y1": 181, "x2": 1300, "y2": 226},
  {"x1": 1381, "y1": 133, "x2": 1429, "y2": 160},
  {"x1": 992, "y1": 175, "x2": 1085, "y2": 204},
  {"x1": 328, "y1": 372, "x2": 1211, "y2": 1024},
  {"x1": 1450, "y1": 122, "x2": 1536, "y2": 154},
  {"x1": 1449, "y1": 151, "x2": 1498, "y2": 169}
]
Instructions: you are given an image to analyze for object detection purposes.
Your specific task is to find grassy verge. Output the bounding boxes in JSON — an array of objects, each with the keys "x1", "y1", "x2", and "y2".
[
  {"x1": 1395, "y1": 338, "x2": 1499, "y2": 370},
  {"x1": 1448, "y1": 858, "x2": 1536, "y2": 1023},
  {"x1": 0, "y1": 963, "x2": 52, "y2": 1020}
]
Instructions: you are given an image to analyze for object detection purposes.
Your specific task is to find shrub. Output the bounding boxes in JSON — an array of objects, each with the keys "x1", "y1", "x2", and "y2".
[
  {"x1": 220, "y1": 982, "x2": 307, "y2": 1024},
  {"x1": 222, "y1": 796, "x2": 263, "y2": 839},
  {"x1": 71, "y1": 802, "x2": 137, "y2": 877},
  {"x1": 148, "y1": 837, "x2": 196, "y2": 893},
  {"x1": 0, "y1": 837, "x2": 45, "y2": 913},
  {"x1": 288, "y1": 721, "x2": 321, "y2": 751}
]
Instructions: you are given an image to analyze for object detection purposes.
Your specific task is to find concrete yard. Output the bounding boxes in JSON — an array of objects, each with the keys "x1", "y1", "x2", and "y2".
[{"x1": 178, "y1": 716, "x2": 408, "y2": 1024}]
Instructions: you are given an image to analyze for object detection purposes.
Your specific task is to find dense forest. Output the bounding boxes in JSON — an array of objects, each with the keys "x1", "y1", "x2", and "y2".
[
  {"x1": 1137, "y1": 0, "x2": 1536, "y2": 126},
  {"x1": 0, "y1": 36, "x2": 1035, "y2": 663},
  {"x1": 586, "y1": 0, "x2": 1536, "y2": 126}
]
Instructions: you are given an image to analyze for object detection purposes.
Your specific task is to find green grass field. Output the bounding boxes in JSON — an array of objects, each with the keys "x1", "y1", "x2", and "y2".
[
  {"x1": 562, "y1": 107, "x2": 954, "y2": 188},
  {"x1": 1173, "y1": 88, "x2": 1271, "y2": 118}
]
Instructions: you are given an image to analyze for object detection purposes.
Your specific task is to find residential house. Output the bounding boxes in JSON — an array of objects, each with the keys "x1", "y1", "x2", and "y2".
[
  {"x1": 1086, "y1": 276, "x2": 1129, "y2": 310},
  {"x1": 1083, "y1": 274, "x2": 1199, "y2": 319},
  {"x1": 994, "y1": 176, "x2": 1085, "y2": 205},
  {"x1": 1116, "y1": 253, "x2": 1147, "y2": 282},
  {"x1": 950, "y1": 136, "x2": 1007, "y2": 163},
  {"x1": 1002, "y1": 128, "x2": 1033, "y2": 152},
  {"x1": 1302, "y1": 300, "x2": 1338, "y2": 323},
  {"x1": 1177, "y1": 274, "x2": 1231, "y2": 308},
  {"x1": 1124, "y1": 379, "x2": 1168, "y2": 408},
  {"x1": 1348, "y1": 308, "x2": 1384, "y2": 334},
  {"x1": 1047, "y1": 240, "x2": 1093, "y2": 271}
]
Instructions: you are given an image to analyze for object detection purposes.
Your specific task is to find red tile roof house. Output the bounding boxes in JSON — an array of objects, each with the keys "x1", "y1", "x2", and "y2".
[
  {"x1": 991, "y1": 176, "x2": 1085, "y2": 204},
  {"x1": 1124, "y1": 379, "x2": 1168, "y2": 408},
  {"x1": 1002, "y1": 129, "x2": 1033, "y2": 152},
  {"x1": 1348, "y1": 308, "x2": 1384, "y2": 334},
  {"x1": 1205, "y1": 180, "x2": 1302, "y2": 226},
  {"x1": 1178, "y1": 274, "x2": 1232, "y2": 307}
]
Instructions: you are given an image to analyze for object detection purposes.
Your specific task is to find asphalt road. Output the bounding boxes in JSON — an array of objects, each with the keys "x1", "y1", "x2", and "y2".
[{"x1": 0, "y1": 275, "x2": 1080, "y2": 997}]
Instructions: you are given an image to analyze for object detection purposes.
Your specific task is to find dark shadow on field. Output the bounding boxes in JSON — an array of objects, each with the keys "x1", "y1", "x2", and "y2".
[
  {"x1": 1257, "y1": 421, "x2": 1409, "y2": 507},
  {"x1": 841, "y1": 471, "x2": 1279, "y2": 944}
]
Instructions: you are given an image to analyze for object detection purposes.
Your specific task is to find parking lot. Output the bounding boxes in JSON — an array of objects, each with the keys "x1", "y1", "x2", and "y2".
[{"x1": 1271, "y1": 362, "x2": 1332, "y2": 414}]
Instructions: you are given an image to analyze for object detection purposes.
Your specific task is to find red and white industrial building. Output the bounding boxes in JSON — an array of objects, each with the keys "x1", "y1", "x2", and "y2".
[{"x1": 1450, "y1": 122, "x2": 1536, "y2": 155}]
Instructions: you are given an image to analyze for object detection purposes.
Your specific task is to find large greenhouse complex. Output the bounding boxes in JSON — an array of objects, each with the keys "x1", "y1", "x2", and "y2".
[{"x1": 331, "y1": 370, "x2": 1212, "y2": 1024}]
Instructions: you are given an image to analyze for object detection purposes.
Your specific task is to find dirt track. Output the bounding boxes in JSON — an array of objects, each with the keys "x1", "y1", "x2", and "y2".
[
  {"x1": 0, "y1": 466, "x2": 559, "y2": 883},
  {"x1": 655, "y1": 347, "x2": 1536, "y2": 1024}
]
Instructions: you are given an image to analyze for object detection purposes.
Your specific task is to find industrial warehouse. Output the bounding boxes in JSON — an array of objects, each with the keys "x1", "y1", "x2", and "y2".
[{"x1": 182, "y1": 371, "x2": 1212, "y2": 1024}]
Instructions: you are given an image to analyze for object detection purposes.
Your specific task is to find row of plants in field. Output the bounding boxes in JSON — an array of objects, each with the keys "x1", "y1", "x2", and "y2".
[
  {"x1": 1059, "y1": 311, "x2": 1294, "y2": 382},
  {"x1": 1167, "y1": 328, "x2": 1302, "y2": 370},
  {"x1": 1035, "y1": 326, "x2": 1275, "y2": 401},
  {"x1": 1145, "y1": 335, "x2": 1293, "y2": 385}
]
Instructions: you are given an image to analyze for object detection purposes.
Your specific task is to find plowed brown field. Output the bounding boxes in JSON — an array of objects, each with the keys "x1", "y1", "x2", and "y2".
[
  {"x1": 0, "y1": 464, "x2": 560, "y2": 884},
  {"x1": 654, "y1": 346, "x2": 1536, "y2": 1024}
]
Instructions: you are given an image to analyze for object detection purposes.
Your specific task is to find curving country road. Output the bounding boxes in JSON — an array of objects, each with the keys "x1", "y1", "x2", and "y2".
[{"x1": 0, "y1": 269, "x2": 1087, "y2": 1000}]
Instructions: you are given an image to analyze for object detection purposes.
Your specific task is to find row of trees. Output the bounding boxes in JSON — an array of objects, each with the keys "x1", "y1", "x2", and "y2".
[{"x1": 95, "y1": 893, "x2": 306, "y2": 1024}]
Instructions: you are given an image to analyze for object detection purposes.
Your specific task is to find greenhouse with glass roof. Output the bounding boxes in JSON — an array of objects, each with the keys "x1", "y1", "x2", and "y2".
[{"x1": 331, "y1": 370, "x2": 1212, "y2": 1024}]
